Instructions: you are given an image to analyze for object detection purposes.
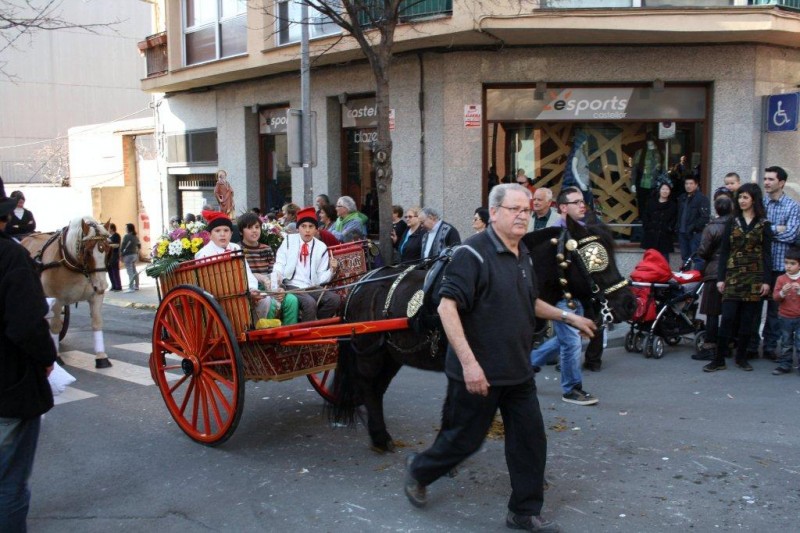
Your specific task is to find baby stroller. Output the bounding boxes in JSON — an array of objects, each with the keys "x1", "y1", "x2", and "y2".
[{"x1": 625, "y1": 250, "x2": 704, "y2": 358}]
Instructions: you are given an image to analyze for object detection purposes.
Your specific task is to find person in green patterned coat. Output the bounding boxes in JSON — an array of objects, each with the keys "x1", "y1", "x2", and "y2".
[{"x1": 704, "y1": 183, "x2": 773, "y2": 373}]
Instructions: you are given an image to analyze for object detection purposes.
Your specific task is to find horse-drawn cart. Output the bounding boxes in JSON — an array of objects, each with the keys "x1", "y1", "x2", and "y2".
[{"x1": 149, "y1": 241, "x2": 408, "y2": 446}]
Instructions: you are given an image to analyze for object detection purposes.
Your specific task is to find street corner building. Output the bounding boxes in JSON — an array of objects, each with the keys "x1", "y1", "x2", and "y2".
[{"x1": 138, "y1": 0, "x2": 800, "y2": 273}]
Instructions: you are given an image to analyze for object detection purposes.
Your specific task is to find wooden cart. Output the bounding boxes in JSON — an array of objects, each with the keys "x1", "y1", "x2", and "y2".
[{"x1": 149, "y1": 241, "x2": 408, "y2": 445}]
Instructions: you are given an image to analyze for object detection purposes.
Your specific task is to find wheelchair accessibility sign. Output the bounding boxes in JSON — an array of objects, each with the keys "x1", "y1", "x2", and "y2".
[{"x1": 767, "y1": 93, "x2": 798, "y2": 133}]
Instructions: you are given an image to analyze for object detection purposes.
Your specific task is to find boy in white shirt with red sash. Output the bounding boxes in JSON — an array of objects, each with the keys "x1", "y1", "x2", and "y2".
[{"x1": 271, "y1": 207, "x2": 339, "y2": 321}]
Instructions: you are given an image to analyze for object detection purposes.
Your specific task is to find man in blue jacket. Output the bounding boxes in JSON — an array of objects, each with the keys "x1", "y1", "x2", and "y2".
[{"x1": 0, "y1": 176, "x2": 58, "y2": 532}]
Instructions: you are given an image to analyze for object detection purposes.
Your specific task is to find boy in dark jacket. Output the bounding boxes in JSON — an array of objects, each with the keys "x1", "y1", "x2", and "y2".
[{"x1": 0, "y1": 177, "x2": 57, "y2": 531}]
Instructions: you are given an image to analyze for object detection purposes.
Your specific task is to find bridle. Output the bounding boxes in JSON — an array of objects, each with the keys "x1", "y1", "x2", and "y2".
[
  {"x1": 34, "y1": 221, "x2": 109, "y2": 292},
  {"x1": 552, "y1": 228, "x2": 629, "y2": 327}
]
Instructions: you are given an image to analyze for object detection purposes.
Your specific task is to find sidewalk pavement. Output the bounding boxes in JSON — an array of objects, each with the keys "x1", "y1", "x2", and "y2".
[{"x1": 104, "y1": 262, "x2": 159, "y2": 311}]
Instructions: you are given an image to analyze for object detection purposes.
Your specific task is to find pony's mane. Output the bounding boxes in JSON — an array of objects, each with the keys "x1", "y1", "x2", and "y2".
[{"x1": 65, "y1": 216, "x2": 108, "y2": 256}]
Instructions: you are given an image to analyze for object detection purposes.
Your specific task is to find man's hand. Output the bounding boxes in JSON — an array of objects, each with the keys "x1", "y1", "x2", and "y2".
[
  {"x1": 760, "y1": 283, "x2": 771, "y2": 297},
  {"x1": 566, "y1": 313, "x2": 597, "y2": 338},
  {"x1": 329, "y1": 256, "x2": 338, "y2": 270},
  {"x1": 717, "y1": 281, "x2": 725, "y2": 294},
  {"x1": 463, "y1": 360, "x2": 489, "y2": 397},
  {"x1": 46, "y1": 365, "x2": 54, "y2": 377}
]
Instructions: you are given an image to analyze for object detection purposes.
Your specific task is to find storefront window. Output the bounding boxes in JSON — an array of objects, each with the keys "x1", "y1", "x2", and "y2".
[
  {"x1": 341, "y1": 97, "x2": 388, "y2": 236},
  {"x1": 259, "y1": 107, "x2": 292, "y2": 213},
  {"x1": 485, "y1": 86, "x2": 707, "y2": 240}
]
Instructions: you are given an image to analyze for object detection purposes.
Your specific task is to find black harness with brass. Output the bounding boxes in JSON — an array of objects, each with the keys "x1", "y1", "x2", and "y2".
[{"x1": 552, "y1": 228, "x2": 629, "y2": 327}]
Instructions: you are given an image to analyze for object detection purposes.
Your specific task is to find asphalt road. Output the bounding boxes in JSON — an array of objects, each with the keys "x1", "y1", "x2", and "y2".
[{"x1": 27, "y1": 303, "x2": 800, "y2": 532}]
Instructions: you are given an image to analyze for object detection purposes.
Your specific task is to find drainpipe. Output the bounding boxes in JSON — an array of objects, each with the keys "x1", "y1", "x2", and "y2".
[{"x1": 418, "y1": 52, "x2": 426, "y2": 207}]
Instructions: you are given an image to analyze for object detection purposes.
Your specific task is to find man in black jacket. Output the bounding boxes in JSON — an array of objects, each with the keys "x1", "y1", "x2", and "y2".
[
  {"x1": 676, "y1": 175, "x2": 710, "y2": 271},
  {"x1": 419, "y1": 206, "x2": 461, "y2": 259},
  {"x1": 0, "y1": 176, "x2": 57, "y2": 532}
]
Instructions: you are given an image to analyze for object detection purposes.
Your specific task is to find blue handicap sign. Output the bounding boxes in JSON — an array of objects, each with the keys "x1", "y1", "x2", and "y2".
[{"x1": 767, "y1": 93, "x2": 799, "y2": 133}]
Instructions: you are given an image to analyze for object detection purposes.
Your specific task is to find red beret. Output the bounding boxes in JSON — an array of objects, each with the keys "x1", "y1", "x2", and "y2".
[
  {"x1": 296, "y1": 207, "x2": 318, "y2": 228},
  {"x1": 202, "y1": 210, "x2": 233, "y2": 231}
]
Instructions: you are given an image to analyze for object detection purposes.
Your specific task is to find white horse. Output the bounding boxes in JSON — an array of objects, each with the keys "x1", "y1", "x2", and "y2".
[{"x1": 22, "y1": 216, "x2": 113, "y2": 368}]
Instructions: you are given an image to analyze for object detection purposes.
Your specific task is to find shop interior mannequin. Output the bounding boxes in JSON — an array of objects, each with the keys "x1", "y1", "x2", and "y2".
[
  {"x1": 631, "y1": 136, "x2": 662, "y2": 219},
  {"x1": 563, "y1": 129, "x2": 593, "y2": 207}
]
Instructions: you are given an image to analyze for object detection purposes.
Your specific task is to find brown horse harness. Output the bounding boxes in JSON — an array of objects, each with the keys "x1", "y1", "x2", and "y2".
[{"x1": 32, "y1": 222, "x2": 109, "y2": 290}]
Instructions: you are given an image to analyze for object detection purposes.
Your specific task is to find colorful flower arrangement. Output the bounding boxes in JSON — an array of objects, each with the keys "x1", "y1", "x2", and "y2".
[
  {"x1": 146, "y1": 221, "x2": 210, "y2": 278},
  {"x1": 259, "y1": 218, "x2": 285, "y2": 252}
]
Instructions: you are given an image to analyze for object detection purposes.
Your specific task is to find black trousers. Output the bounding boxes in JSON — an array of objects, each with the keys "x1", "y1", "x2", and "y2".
[
  {"x1": 715, "y1": 300, "x2": 761, "y2": 364},
  {"x1": 410, "y1": 377, "x2": 547, "y2": 516},
  {"x1": 107, "y1": 262, "x2": 122, "y2": 291}
]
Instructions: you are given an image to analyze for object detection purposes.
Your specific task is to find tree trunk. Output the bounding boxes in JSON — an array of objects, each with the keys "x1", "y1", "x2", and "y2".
[{"x1": 372, "y1": 58, "x2": 394, "y2": 264}]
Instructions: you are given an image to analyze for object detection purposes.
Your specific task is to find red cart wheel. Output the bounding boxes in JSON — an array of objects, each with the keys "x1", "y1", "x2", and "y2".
[
  {"x1": 151, "y1": 285, "x2": 244, "y2": 446},
  {"x1": 307, "y1": 368, "x2": 338, "y2": 404}
]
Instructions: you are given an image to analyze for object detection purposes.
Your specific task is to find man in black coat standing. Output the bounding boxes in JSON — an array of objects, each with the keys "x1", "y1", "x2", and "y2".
[
  {"x1": 0, "y1": 176, "x2": 57, "y2": 532},
  {"x1": 676, "y1": 175, "x2": 710, "y2": 271}
]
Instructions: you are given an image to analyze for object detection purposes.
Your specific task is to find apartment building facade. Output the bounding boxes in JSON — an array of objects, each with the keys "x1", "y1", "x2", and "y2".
[{"x1": 139, "y1": 0, "x2": 800, "y2": 241}]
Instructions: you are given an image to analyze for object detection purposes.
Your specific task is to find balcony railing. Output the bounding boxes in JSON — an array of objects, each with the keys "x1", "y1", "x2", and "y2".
[
  {"x1": 138, "y1": 32, "x2": 168, "y2": 78},
  {"x1": 358, "y1": 0, "x2": 452, "y2": 26},
  {"x1": 543, "y1": 0, "x2": 799, "y2": 8},
  {"x1": 751, "y1": 0, "x2": 800, "y2": 8}
]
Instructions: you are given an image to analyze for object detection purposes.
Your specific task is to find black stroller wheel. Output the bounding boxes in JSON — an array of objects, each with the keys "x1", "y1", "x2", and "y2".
[
  {"x1": 665, "y1": 336, "x2": 682, "y2": 346},
  {"x1": 624, "y1": 330, "x2": 636, "y2": 352},
  {"x1": 694, "y1": 330, "x2": 707, "y2": 353},
  {"x1": 652, "y1": 337, "x2": 665, "y2": 359}
]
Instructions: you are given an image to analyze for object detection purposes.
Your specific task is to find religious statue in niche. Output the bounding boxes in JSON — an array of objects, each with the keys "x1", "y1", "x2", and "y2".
[
  {"x1": 214, "y1": 169, "x2": 235, "y2": 217},
  {"x1": 562, "y1": 128, "x2": 594, "y2": 208},
  {"x1": 631, "y1": 135, "x2": 662, "y2": 219}
]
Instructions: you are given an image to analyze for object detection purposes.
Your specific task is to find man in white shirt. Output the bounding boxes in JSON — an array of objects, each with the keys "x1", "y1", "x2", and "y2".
[
  {"x1": 195, "y1": 210, "x2": 270, "y2": 318},
  {"x1": 271, "y1": 207, "x2": 340, "y2": 321}
]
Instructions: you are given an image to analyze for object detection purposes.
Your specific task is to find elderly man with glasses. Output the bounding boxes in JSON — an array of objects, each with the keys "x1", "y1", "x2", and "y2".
[{"x1": 331, "y1": 195, "x2": 369, "y2": 242}]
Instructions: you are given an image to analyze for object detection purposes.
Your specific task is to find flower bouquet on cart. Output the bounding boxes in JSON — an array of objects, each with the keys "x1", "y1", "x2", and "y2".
[
  {"x1": 146, "y1": 220, "x2": 210, "y2": 278},
  {"x1": 258, "y1": 217, "x2": 285, "y2": 252}
]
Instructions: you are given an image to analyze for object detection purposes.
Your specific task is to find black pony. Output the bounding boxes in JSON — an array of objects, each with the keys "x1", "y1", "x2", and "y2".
[{"x1": 333, "y1": 216, "x2": 637, "y2": 452}]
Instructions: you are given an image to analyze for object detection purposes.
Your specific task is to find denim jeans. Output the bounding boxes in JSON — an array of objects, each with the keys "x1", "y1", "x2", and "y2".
[
  {"x1": 530, "y1": 300, "x2": 584, "y2": 395},
  {"x1": 0, "y1": 416, "x2": 42, "y2": 533},
  {"x1": 678, "y1": 232, "x2": 704, "y2": 271},
  {"x1": 122, "y1": 253, "x2": 138, "y2": 290},
  {"x1": 777, "y1": 316, "x2": 800, "y2": 370}
]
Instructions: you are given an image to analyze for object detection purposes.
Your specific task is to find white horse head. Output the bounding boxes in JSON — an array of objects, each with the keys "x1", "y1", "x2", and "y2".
[{"x1": 64, "y1": 216, "x2": 111, "y2": 294}]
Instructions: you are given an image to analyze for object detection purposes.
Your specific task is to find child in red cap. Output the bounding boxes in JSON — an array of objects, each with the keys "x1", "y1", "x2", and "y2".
[{"x1": 271, "y1": 207, "x2": 340, "y2": 321}]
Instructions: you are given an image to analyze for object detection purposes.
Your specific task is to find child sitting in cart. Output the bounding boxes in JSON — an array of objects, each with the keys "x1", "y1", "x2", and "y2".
[
  {"x1": 271, "y1": 207, "x2": 340, "y2": 322},
  {"x1": 237, "y1": 212, "x2": 299, "y2": 325},
  {"x1": 196, "y1": 210, "x2": 292, "y2": 325}
]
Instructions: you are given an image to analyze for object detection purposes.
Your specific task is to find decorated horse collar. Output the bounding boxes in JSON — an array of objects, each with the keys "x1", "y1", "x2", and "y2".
[{"x1": 551, "y1": 227, "x2": 628, "y2": 323}]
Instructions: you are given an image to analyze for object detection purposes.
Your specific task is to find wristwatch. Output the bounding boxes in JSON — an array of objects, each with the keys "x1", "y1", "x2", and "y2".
[{"x1": 561, "y1": 310, "x2": 569, "y2": 322}]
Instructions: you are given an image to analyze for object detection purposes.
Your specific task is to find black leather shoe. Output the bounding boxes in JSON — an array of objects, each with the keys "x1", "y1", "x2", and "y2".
[
  {"x1": 506, "y1": 511, "x2": 560, "y2": 532},
  {"x1": 582, "y1": 362, "x2": 601, "y2": 372},
  {"x1": 745, "y1": 351, "x2": 759, "y2": 360},
  {"x1": 736, "y1": 361, "x2": 754, "y2": 371},
  {"x1": 692, "y1": 351, "x2": 714, "y2": 361},
  {"x1": 404, "y1": 453, "x2": 426, "y2": 508},
  {"x1": 703, "y1": 361, "x2": 726, "y2": 372}
]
